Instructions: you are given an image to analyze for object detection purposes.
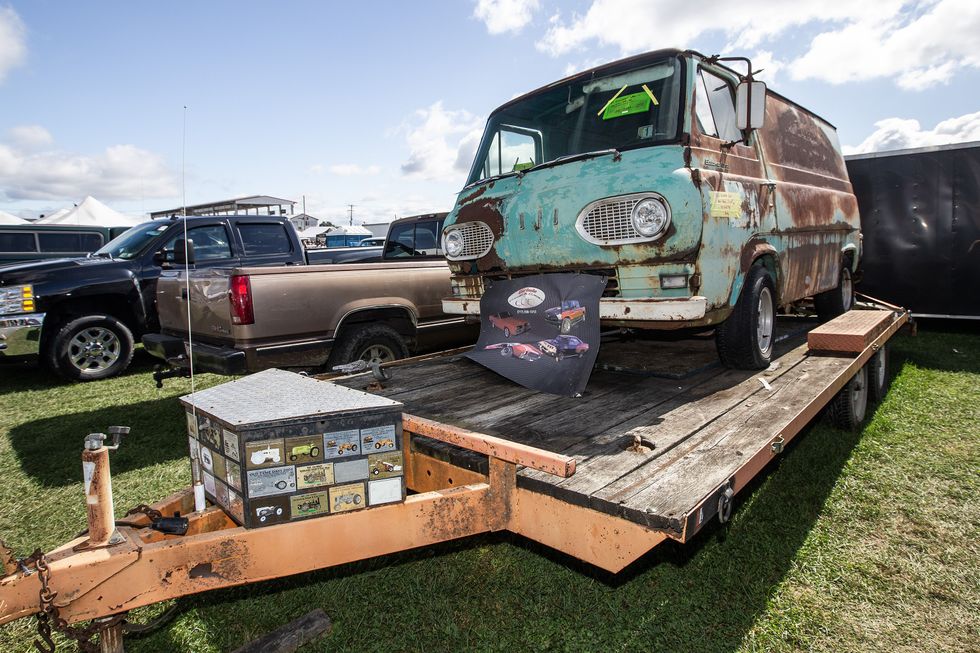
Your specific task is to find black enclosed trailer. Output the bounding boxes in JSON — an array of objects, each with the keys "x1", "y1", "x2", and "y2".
[{"x1": 846, "y1": 141, "x2": 980, "y2": 319}]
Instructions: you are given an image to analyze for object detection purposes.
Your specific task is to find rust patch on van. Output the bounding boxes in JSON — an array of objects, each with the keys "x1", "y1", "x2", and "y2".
[{"x1": 454, "y1": 197, "x2": 507, "y2": 272}]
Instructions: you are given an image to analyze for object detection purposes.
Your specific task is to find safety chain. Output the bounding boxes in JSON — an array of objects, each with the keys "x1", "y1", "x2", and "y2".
[
  {"x1": 125, "y1": 503, "x2": 163, "y2": 522},
  {"x1": 18, "y1": 550, "x2": 126, "y2": 653}
]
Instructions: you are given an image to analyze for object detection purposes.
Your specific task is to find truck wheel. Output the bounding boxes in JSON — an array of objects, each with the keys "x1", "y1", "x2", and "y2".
[
  {"x1": 328, "y1": 324, "x2": 409, "y2": 367},
  {"x1": 814, "y1": 264, "x2": 854, "y2": 322},
  {"x1": 560, "y1": 318, "x2": 572, "y2": 334},
  {"x1": 867, "y1": 346, "x2": 889, "y2": 403},
  {"x1": 500, "y1": 345, "x2": 513, "y2": 357},
  {"x1": 46, "y1": 314, "x2": 134, "y2": 381},
  {"x1": 826, "y1": 365, "x2": 869, "y2": 430},
  {"x1": 715, "y1": 266, "x2": 775, "y2": 370}
]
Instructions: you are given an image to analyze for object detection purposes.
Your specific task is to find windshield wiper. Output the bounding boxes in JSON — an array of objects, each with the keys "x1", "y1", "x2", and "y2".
[{"x1": 520, "y1": 148, "x2": 621, "y2": 176}]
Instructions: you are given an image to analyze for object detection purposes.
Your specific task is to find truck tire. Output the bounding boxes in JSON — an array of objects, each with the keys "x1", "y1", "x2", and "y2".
[
  {"x1": 716, "y1": 265, "x2": 775, "y2": 370},
  {"x1": 826, "y1": 365, "x2": 869, "y2": 430},
  {"x1": 46, "y1": 314, "x2": 134, "y2": 381},
  {"x1": 561, "y1": 317, "x2": 572, "y2": 334},
  {"x1": 814, "y1": 264, "x2": 854, "y2": 322},
  {"x1": 328, "y1": 323, "x2": 409, "y2": 368},
  {"x1": 867, "y1": 346, "x2": 889, "y2": 404}
]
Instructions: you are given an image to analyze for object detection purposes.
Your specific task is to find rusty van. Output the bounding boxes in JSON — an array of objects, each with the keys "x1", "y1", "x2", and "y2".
[{"x1": 441, "y1": 49, "x2": 860, "y2": 369}]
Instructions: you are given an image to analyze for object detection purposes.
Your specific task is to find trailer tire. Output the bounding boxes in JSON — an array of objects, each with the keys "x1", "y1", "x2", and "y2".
[
  {"x1": 867, "y1": 346, "x2": 889, "y2": 404},
  {"x1": 716, "y1": 265, "x2": 775, "y2": 370},
  {"x1": 826, "y1": 365, "x2": 869, "y2": 430},
  {"x1": 815, "y1": 264, "x2": 854, "y2": 322},
  {"x1": 328, "y1": 323, "x2": 409, "y2": 368},
  {"x1": 46, "y1": 314, "x2": 135, "y2": 381}
]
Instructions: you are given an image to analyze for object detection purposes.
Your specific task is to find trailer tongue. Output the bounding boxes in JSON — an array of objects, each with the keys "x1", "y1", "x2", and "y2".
[{"x1": 0, "y1": 306, "x2": 908, "y2": 651}]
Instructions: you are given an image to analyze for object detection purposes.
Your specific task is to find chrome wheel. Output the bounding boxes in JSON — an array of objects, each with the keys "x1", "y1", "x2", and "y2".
[
  {"x1": 68, "y1": 327, "x2": 121, "y2": 373},
  {"x1": 756, "y1": 286, "x2": 774, "y2": 356},
  {"x1": 358, "y1": 343, "x2": 397, "y2": 365},
  {"x1": 850, "y1": 366, "x2": 868, "y2": 423}
]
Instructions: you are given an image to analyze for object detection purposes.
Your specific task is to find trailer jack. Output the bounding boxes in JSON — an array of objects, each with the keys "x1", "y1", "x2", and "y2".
[{"x1": 152, "y1": 365, "x2": 191, "y2": 389}]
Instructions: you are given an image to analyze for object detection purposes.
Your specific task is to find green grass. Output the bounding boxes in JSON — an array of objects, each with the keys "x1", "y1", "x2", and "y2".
[{"x1": 1, "y1": 330, "x2": 977, "y2": 652}]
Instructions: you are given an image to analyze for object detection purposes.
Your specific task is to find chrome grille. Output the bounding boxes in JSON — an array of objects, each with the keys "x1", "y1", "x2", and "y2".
[
  {"x1": 581, "y1": 198, "x2": 642, "y2": 242},
  {"x1": 446, "y1": 221, "x2": 494, "y2": 260},
  {"x1": 576, "y1": 193, "x2": 670, "y2": 245}
]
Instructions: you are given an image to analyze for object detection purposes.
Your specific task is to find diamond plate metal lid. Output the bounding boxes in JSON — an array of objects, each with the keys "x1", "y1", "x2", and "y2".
[{"x1": 180, "y1": 369, "x2": 401, "y2": 427}]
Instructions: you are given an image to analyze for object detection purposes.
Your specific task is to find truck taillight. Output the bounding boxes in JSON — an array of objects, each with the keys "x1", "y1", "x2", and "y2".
[{"x1": 229, "y1": 274, "x2": 254, "y2": 325}]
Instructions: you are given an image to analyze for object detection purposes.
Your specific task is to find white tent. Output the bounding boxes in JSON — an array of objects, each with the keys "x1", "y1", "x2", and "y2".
[
  {"x1": 297, "y1": 226, "x2": 333, "y2": 240},
  {"x1": 35, "y1": 196, "x2": 143, "y2": 228},
  {"x1": 324, "y1": 224, "x2": 372, "y2": 236},
  {"x1": 0, "y1": 210, "x2": 27, "y2": 225},
  {"x1": 40, "y1": 207, "x2": 72, "y2": 222}
]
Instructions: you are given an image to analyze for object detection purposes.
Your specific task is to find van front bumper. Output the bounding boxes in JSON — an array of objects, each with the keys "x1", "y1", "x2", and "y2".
[
  {"x1": 442, "y1": 297, "x2": 707, "y2": 322},
  {"x1": 0, "y1": 313, "x2": 45, "y2": 359}
]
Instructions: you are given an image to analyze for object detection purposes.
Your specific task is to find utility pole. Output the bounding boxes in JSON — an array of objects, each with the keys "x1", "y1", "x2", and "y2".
[{"x1": 348, "y1": 204, "x2": 355, "y2": 226}]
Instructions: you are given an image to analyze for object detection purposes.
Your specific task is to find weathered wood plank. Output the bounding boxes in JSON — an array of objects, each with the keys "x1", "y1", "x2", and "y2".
[
  {"x1": 807, "y1": 309, "x2": 893, "y2": 353},
  {"x1": 232, "y1": 609, "x2": 332, "y2": 653}
]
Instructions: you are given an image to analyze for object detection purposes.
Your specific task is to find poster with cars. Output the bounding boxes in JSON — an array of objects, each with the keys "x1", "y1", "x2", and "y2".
[{"x1": 467, "y1": 273, "x2": 606, "y2": 397}]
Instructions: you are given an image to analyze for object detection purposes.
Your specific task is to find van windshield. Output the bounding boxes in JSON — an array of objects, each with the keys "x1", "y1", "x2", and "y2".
[
  {"x1": 93, "y1": 221, "x2": 169, "y2": 259},
  {"x1": 466, "y1": 58, "x2": 682, "y2": 186}
]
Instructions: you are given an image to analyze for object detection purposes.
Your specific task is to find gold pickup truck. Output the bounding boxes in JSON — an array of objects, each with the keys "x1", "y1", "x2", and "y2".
[{"x1": 143, "y1": 214, "x2": 475, "y2": 374}]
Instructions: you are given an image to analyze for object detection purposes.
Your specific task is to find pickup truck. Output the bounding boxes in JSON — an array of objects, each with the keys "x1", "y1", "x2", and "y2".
[
  {"x1": 0, "y1": 214, "x2": 326, "y2": 380},
  {"x1": 143, "y1": 213, "x2": 475, "y2": 375}
]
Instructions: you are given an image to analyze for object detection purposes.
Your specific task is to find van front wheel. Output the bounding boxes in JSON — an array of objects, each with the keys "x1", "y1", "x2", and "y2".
[{"x1": 716, "y1": 266, "x2": 775, "y2": 370}]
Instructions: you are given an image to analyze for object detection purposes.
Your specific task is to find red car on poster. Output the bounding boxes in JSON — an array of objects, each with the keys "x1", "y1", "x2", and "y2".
[
  {"x1": 538, "y1": 335, "x2": 589, "y2": 361},
  {"x1": 484, "y1": 342, "x2": 543, "y2": 361},
  {"x1": 545, "y1": 300, "x2": 586, "y2": 334},
  {"x1": 489, "y1": 311, "x2": 530, "y2": 337}
]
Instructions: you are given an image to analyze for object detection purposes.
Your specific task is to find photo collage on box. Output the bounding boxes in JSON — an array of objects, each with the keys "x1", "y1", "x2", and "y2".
[{"x1": 187, "y1": 412, "x2": 403, "y2": 527}]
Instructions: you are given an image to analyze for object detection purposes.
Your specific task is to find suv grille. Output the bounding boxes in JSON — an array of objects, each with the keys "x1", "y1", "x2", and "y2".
[{"x1": 447, "y1": 221, "x2": 494, "y2": 260}]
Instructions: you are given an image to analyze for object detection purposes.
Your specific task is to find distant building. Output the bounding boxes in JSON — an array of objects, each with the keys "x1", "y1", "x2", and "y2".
[
  {"x1": 289, "y1": 213, "x2": 322, "y2": 231},
  {"x1": 149, "y1": 195, "x2": 295, "y2": 219}
]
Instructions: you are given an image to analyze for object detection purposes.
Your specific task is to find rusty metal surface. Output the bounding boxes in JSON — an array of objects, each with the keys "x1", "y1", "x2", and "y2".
[{"x1": 404, "y1": 413, "x2": 576, "y2": 477}]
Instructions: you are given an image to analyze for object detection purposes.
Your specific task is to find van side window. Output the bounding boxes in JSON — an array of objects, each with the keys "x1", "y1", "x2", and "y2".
[
  {"x1": 698, "y1": 69, "x2": 741, "y2": 142},
  {"x1": 481, "y1": 127, "x2": 540, "y2": 178},
  {"x1": 37, "y1": 232, "x2": 104, "y2": 253}
]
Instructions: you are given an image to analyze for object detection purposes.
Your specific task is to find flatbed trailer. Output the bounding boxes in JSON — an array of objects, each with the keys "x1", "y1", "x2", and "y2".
[{"x1": 0, "y1": 305, "x2": 908, "y2": 650}]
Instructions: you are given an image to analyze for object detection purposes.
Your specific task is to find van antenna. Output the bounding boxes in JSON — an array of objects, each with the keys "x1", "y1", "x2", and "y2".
[{"x1": 181, "y1": 105, "x2": 196, "y2": 397}]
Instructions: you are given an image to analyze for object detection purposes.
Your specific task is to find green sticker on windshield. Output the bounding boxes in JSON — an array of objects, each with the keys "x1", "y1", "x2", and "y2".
[{"x1": 602, "y1": 91, "x2": 651, "y2": 120}]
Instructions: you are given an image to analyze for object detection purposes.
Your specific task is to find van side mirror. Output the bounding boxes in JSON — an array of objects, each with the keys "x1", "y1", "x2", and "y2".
[
  {"x1": 173, "y1": 239, "x2": 195, "y2": 266},
  {"x1": 735, "y1": 80, "x2": 767, "y2": 131}
]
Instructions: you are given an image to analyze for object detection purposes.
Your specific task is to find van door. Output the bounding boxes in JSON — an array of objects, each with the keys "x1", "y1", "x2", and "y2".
[{"x1": 688, "y1": 65, "x2": 775, "y2": 310}]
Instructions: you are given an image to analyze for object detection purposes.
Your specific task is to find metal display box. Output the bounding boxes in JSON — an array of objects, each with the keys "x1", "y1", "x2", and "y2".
[{"x1": 180, "y1": 368, "x2": 404, "y2": 528}]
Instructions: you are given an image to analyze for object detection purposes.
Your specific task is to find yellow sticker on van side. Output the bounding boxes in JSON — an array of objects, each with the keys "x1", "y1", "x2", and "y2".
[{"x1": 710, "y1": 191, "x2": 741, "y2": 218}]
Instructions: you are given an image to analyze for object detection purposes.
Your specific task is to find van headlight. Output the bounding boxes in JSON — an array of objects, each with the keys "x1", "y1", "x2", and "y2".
[
  {"x1": 631, "y1": 197, "x2": 670, "y2": 238},
  {"x1": 444, "y1": 229, "x2": 465, "y2": 258}
]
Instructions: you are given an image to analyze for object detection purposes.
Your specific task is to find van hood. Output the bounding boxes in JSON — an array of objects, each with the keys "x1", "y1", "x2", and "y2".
[{"x1": 444, "y1": 145, "x2": 702, "y2": 274}]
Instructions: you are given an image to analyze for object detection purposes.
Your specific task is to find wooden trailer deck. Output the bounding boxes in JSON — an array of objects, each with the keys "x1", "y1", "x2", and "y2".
[{"x1": 336, "y1": 311, "x2": 906, "y2": 542}]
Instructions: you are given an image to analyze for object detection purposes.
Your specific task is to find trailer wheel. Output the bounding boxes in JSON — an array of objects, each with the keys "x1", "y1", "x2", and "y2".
[
  {"x1": 815, "y1": 264, "x2": 854, "y2": 322},
  {"x1": 46, "y1": 314, "x2": 135, "y2": 381},
  {"x1": 867, "y1": 346, "x2": 889, "y2": 403},
  {"x1": 716, "y1": 266, "x2": 775, "y2": 370},
  {"x1": 826, "y1": 365, "x2": 869, "y2": 430},
  {"x1": 328, "y1": 323, "x2": 409, "y2": 368}
]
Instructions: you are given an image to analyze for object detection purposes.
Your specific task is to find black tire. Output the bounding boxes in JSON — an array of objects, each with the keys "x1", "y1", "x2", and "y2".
[
  {"x1": 500, "y1": 345, "x2": 513, "y2": 357},
  {"x1": 45, "y1": 314, "x2": 134, "y2": 381},
  {"x1": 815, "y1": 263, "x2": 854, "y2": 322},
  {"x1": 867, "y1": 346, "x2": 889, "y2": 404},
  {"x1": 826, "y1": 365, "x2": 869, "y2": 430},
  {"x1": 328, "y1": 323, "x2": 409, "y2": 368},
  {"x1": 311, "y1": 446, "x2": 320, "y2": 457},
  {"x1": 716, "y1": 265, "x2": 776, "y2": 370}
]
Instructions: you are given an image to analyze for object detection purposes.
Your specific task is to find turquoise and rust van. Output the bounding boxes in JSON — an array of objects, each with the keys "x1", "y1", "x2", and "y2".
[{"x1": 441, "y1": 49, "x2": 860, "y2": 369}]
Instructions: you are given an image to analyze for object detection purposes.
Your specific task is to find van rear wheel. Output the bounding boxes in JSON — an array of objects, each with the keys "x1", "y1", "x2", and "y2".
[
  {"x1": 716, "y1": 265, "x2": 775, "y2": 370},
  {"x1": 815, "y1": 264, "x2": 854, "y2": 322}
]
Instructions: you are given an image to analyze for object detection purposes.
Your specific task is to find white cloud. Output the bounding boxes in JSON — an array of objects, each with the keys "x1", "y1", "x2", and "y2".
[
  {"x1": 843, "y1": 111, "x2": 980, "y2": 154},
  {"x1": 0, "y1": 132, "x2": 178, "y2": 201},
  {"x1": 535, "y1": 1, "x2": 975, "y2": 90},
  {"x1": 474, "y1": 0, "x2": 540, "y2": 34},
  {"x1": 0, "y1": 6, "x2": 26, "y2": 83},
  {"x1": 327, "y1": 163, "x2": 382, "y2": 176},
  {"x1": 400, "y1": 101, "x2": 484, "y2": 183},
  {"x1": 8, "y1": 125, "x2": 53, "y2": 150}
]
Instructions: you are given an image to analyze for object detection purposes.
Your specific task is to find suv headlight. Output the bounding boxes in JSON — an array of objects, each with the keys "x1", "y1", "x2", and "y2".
[
  {"x1": 0, "y1": 284, "x2": 35, "y2": 315},
  {"x1": 444, "y1": 229, "x2": 465, "y2": 258},
  {"x1": 631, "y1": 197, "x2": 670, "y2": 238}
]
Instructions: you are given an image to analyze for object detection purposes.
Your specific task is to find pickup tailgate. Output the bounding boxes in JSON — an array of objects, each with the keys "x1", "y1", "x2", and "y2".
[{"x1": 156, "y1": 269, "x2": 236, "y2": 343}]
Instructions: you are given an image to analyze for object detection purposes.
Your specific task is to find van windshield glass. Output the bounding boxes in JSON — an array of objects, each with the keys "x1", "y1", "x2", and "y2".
[
  {"x1": 93, "y1": 222, "x2": 169, "y2": 259},
  {"x1": 466, "y1": 58, "x2": 682, "y2": 185}
]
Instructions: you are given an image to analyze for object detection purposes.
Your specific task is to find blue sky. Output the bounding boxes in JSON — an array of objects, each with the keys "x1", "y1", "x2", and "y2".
[{"x1": 1, "y1": 0, "x2": 978, "y2": 222}]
